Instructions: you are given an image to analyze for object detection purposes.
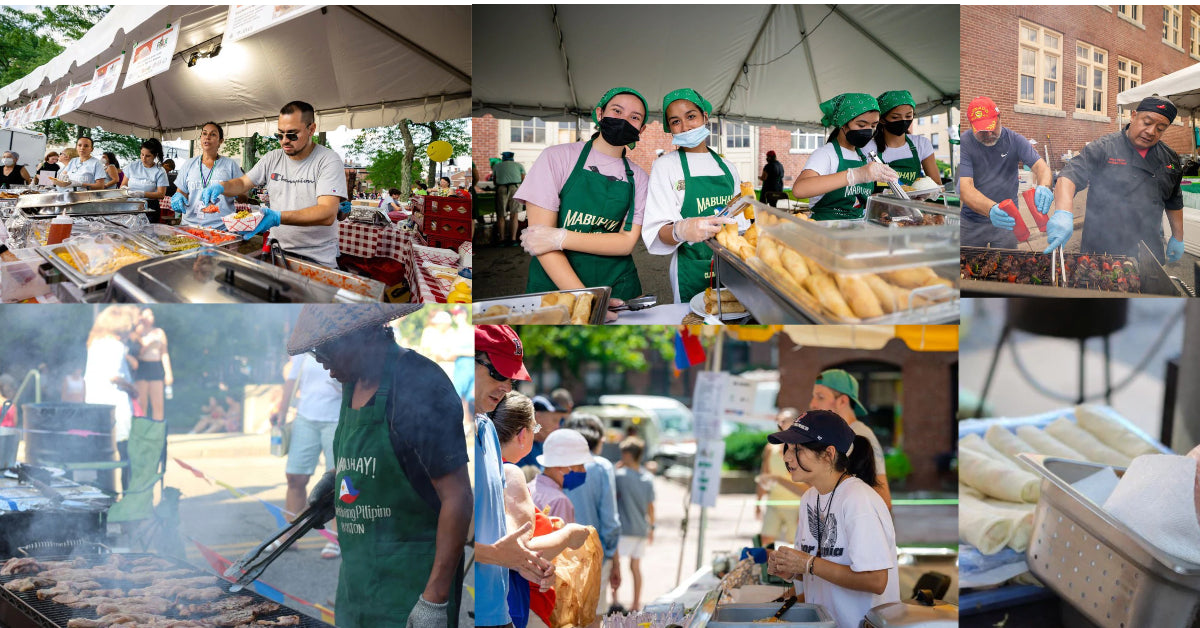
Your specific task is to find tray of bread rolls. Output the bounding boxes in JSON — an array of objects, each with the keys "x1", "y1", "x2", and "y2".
[{"x1": 472, "y1": 287, "x2": 610, "y2": 325}]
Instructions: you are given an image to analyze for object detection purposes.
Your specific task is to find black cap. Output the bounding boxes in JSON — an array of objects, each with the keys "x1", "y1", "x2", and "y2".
[
  {"x1": 532, "y1": 395, "x2": 566, "y2": 413},
  {"x1": 1135, "y1": 96, "x2": 1178, "y2": 124},
  {"x1": 767, "y1": 409, "x2": 855, "y2": 455}
]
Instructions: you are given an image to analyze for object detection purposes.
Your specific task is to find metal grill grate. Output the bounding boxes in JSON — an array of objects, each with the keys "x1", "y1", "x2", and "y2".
[{"x1": 0, "y1": 553, "x2": 333, "y2": 628}]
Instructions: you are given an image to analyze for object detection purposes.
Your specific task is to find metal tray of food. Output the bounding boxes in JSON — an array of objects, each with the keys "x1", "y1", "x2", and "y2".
[
  {"x1": 250, "y1": 251, "x2": 385, "y2": 302},
  {"x1": 960, "y1": 241, "x2": 1189, "y2": 297},
  {"x1": 707, "y1": 603, "x2": 836, "y2": 627},
  {"x1": 756, "y1": 203, "x2": 959, "y2": 274},
  {"x1": 20, "y1": 201, "x2": 151, "y2": 218},
  {"x1": 35, "y1": 238, "x2": 158, "y2": 291},
  {"x1": 131, "y1": 224, "x2": 205, "y2": 254},
  {"x1": 1016, "y1": 454, "x2": 1200, "y2": 628},
  {"x1": 711, "y1": 239, "x2": 959, "y2": 325},
  {"x1": 14, "y1": 189, "x2": 130, "y2": 209},
  {"x1": 473, "y1": 287, "x2": 611, "y2": 325},
  {"x1": 173, "y1": 224, "x2": 244, "y2": 252},
  {"x1": 866, "y1": 195, "x2": 960, "y2": 228}
]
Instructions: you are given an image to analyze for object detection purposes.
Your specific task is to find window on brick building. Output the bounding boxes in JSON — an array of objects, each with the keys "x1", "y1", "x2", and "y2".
[
  {"x1": 1165, "y1": 5, "x2": 1183, "y2": 47},
  {"x1": 1192, "y1": 11, "x2": 1200, "y2": 56},
  {"x1": 1117, "y1": 5, "x2": 1142, "y2": 24},
  {"x1": 791, "y1": 130, "x2": 823, "y2": 153},
  {"x1": 725, "y1": 122, "x2": 751, "y2": 149},
  {"x1": 1019, "y1": 21, "x2": 1062, "y2": 108},
  {"x1": 932, "y1": 114, "x2": 940, "y2": 124},
  {"x1": 931, "y1": 133, "x2": 940, "y2": 149},
  {"x1": 510, "y1": 118, "x2": 546, "y2": 144},
  {"x1": 1117, "y1": 56, "x2": 1141, "y2": 93},
  {"x1": 1076, "y1": 42, "x2": 1108, "y2": 115}
]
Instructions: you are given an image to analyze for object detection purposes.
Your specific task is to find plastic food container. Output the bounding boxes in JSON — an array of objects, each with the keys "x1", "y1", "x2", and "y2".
[
  {"x1": 222, "y1": 210, "x2": 264, "y2": 233},
  {"x1": 0, "y1": 258, "x2": 50, "y2": 302},
  {"x1": 62, "y1": 231, "x2": 158, "y2": 276}
]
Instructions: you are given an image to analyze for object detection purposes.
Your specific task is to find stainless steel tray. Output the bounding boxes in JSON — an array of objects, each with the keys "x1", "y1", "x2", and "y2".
[
  {"x1": 1017, "y1": 454, "x2": 1200, "y2": 628},
  {"x1": 707, "y1": 603, "x2": 836, "y2": 627},
  {"x1": 251, "y1": 252, "x2": 385, "y2": 302},
  {"x1": 35, "y1": 243, "x2": 125, "y2": 291},
  {"x1": 14, "y1": 189, "x2": 131, "y2": 209},
  {"x1": 473, "y1": 287, "x2": 611, "y2": 325},
  {"x1": 20, "y1": 201, "x2": 151, "y2": 218},
  {"x1": 173, "y1": 224, "x2": 245, "y2": 252}
]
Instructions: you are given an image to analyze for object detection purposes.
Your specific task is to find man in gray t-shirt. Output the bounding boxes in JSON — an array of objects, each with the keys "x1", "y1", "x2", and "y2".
[{"x1": 198, "y1": 100, "x2": 347, "y2": 267}]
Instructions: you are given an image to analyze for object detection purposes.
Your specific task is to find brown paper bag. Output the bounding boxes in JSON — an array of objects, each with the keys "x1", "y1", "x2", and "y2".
[{"x1": 549, "y1": 526, "x2": 602, "y2": 628}]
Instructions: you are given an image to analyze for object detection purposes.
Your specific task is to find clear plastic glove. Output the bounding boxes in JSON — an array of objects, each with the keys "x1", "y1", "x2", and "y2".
[
  {"x1": 198, "y1": 182, "x2": 225, "y2": 205},
  {"x1": 170, "y1": 192, "x2": 188, "y2": 213},
  {"x1": 1034, "y1": 185, "x2": 1054, "y2": 214},
  {"x1": 846, "y1": 161, "x2": 899, "y2": 186},
  {"x1": 238, "y1": 206, "x2": 282, "y2": 240},
  {"x1": 989, "y1": 203, "x2": 1015, "y2": 230},
  {"x1": 1043, "y1": 210, "x2": 1074, "y2": 253},
  {"x1": 123, "y1": 189, "x2": 146, "y2": 198},
  {"x1": 405, "y1": 596, "x2": 448, "y2": 628},
  {"x1": 306, "y1": 470, "x2": 336, "y2": 529},
  {"x1": 520, "y1": 225, "x2": 568, "y2": 256},
  {"x1": 672, "y1": 215, "x2": 736, "y2": 243},
  {"x1": 1168, "y1": 236, "x2": 1186, "y2": 263}
]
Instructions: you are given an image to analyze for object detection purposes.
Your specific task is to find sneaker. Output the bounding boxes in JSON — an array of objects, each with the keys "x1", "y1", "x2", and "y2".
[{"x1": 320, "y1": 541, "x2": 341, "y2": 559}]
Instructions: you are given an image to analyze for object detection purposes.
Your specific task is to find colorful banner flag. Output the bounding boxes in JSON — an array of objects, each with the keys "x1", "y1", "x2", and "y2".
[{"x1": 674, "y1": 327, "x2": 706, "y2": 372}]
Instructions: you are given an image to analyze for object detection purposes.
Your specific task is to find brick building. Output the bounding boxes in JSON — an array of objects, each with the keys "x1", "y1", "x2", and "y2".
[{"x1": 961, "y1": 5, "x2": 1200, "y2": 170}]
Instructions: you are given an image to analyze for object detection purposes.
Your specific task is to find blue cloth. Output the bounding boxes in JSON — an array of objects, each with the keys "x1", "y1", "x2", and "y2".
[
  {"x1": 474, "y1": 415, "x2": 510, "y2": 625},
  {"x1": 123, "y1": 161, "x2": 168, "y2": 194},
  {"x1": 176, "y1": 155, "x2": 244, "y2": 229},
  {"x1": 517, "y1": 440, "x2": 543, "y2": 469},
  {"x1": 614, "y1": 466, "x2": 655, "y2": 537},
  {"x1": 565, "y1": 455, "x2": 621, "y2": 558},
  {"x1": 507, "y1": 570, "x2": 530, "y2": 628},
  {"x1": 958, "y1": 128, "x2": 1041, "y2": 247},
  {"x1": 453, "y1": 356, "x2": 474, "y2": 403}
]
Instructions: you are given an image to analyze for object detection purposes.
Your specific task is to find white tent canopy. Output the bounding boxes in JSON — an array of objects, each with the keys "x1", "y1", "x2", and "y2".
[
  {"x1": 0, "y1": 5, "x2": 471, "y2": 140},
  {"x1": 473, "y1": 4, "x2": 958, "y2": 130},
  {"x1": 1117, "y1": 61, "x2": 1200, "y2": 114}
]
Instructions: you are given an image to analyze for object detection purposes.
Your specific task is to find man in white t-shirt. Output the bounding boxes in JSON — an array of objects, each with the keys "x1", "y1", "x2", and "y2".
[{"x1": 809, "y1": 369, "x2": 892, "y2": 510}]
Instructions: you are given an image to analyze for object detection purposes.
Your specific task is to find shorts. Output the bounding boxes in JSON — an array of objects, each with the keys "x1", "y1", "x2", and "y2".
[
  {"x1": 135, "y1": 360, "x2": 165, "y2": 382},
  {"x1": 617, "y1": 535, "x2": 647, "y2": 559},
  {"x1": 761, "y1": 505, "x2": 799, "y2": 542},
  {"x1": 285, "y1": 415, "x2": 337, "y2": 476}
]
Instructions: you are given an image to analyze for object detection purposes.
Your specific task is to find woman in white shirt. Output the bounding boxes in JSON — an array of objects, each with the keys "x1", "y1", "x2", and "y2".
[
  {"x1": 871, "y1": 90, "x2": 942, "y2": 190},
  {"x1": 121, "y1": 139, "x2": 170, "y2": 223},
  {"x1": 50, "y1": 136, "x2": 109, "y2": 191},
  {"x1": 84, "y1": 306, "x2": 138, "y2": 491},
  {"x1": 766, "y1": 410, "x2": 900, "y2": 628}
]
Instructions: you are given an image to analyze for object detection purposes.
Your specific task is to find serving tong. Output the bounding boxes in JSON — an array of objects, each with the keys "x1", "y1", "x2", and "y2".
[
  {"x1": 224, "y1": 482, "x2": 334, "y2": 591},
  {"x1": 1049, "y1": 245, "x2": 1068, "y2": 287},
  {"x1": 606, "y1": 294, "x2": 657, "y2": 312},
  {"x1": 866, "y1": 151, "x2": 910, "y2": 201}
]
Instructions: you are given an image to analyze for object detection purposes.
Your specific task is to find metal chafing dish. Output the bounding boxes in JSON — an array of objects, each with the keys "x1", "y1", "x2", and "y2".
[
  {"x1": 473, "y1": 287, "x2": 611, "y2": 324},
  {"x1": 960, "y1": 240, "x2": 1190, "y2": 297},
  {"x1": 104, "y1": 247, "x2": 367, "y2": 303},
  {"x1": 13, "y1": 189, "x2": 130, "y2": 209},
  {"x1": 15, "y1": 190, "x2": 151, "y2": 219}
]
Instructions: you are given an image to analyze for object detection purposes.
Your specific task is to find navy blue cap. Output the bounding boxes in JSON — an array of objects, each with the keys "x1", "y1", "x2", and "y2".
[{"x1": 767, "y1": 409, "x2": 855, "y2": 455}]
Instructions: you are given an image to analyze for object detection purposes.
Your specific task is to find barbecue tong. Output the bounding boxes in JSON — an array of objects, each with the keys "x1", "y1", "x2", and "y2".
[
  {"x1": 224, "y1": 484, "x2": 334, "y2": 591},
  {"x1": 1049, "y1": 245, "x2": 1068, "y2": 287},
  {"x1": 866, "y1": 152, "x2": 910, "y2": 201}
]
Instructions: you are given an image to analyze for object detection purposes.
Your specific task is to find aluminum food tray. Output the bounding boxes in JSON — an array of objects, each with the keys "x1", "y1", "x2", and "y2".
[
  {"x1": 960, "y1": 241, "x2": 1190, "y2": 297},
  {"x1": 14, "y1": 190, "x2": 130, "y2": 209},
  {"x1": 34, "y1": 243, "x2": 126, "y2": 291},
  {"x1": 866, "y1": 195, "x2": 960, "y2": 228},
  {"x1": 251, "y1": 252, "x2": 385, "y2": 302},
  {"x1": 473, "y1": 287, "x2": 610, "y2": 325},
  {"x1": 173, "y1": 225, "x2": 244, "y2": 252},
  {"x1": 706, "y1": 603, "x2": 836, "y2": 627},
  {"x1": 711, "y1": 240, "x2": 959, "y2": 325},
  {"x1": 1016, "y1": 454, "x2": 1200, "y2": 627},
  {"x1": 757, "y1": 203, "x2": 959, "y2": 274}
]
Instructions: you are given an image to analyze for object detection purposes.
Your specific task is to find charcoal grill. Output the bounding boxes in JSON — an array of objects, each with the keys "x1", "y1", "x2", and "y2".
[
  {"x1": 960, "y1": 240, "x2": 1190, "y2": 297},
  {"x1": 0, "y1": 466, "x2": 111, "y2": 559},
  {"x1": 0, "y1": 553, "x2": 333, "y2": 628}
]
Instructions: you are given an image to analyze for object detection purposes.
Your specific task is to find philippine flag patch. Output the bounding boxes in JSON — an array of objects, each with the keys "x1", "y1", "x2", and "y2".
[{"x1": 339, "y1": 477, "x2": 360, "y2": 504}]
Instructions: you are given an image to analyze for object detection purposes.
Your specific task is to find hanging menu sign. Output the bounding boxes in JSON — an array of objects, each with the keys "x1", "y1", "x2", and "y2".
[
  {"x1": 56, "y1": 82, "x2": 92, "y2": 117},
  {"x1": 85, "y1": 53, "x2": 126, "y2": 102},
  {"x1": 223, "y1": 5, "x2": 321, "y2": 44},
  {"x1": 45, "y1": 93, "x2": 68, "y2": 120},
  {"x1": 124, "y1": 20, "x2": 180, "y2": 87}
]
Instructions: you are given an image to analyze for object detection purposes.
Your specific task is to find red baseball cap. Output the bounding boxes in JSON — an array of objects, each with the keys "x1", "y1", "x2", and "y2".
[
  {"x1": 475, "y1": 325, "x2": 531, "y2": 381},
  {"x1": 967, "y1": 96, "x2": 1000, "y2": 133}
]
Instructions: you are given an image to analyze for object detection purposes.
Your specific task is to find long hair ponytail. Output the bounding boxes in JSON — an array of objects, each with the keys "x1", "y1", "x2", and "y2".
[{"x1": 799, "y1": 434, "x2": 879, "y2": 487}]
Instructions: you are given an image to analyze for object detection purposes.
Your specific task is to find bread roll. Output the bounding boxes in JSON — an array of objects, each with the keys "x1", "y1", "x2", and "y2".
[
  {"x1": 804, "y1": 274, "x2": 858, "y2": 322},
  {"x1": 571, "y1": 293, "x2": 594, "y2": 325},
  {"x1": 881, "y1": 266, "x2": 940, "y2": 289},
  {"x1": 862, "y1": 274, "x2": 908, "y2": 313},
  {"x1": 556, "y1": 292, "x2": 577, "y2": 313},
  {"x1": 540, "y1": 294, "x2": 559, "y2": 308},
  {"x1": 834, "y1": 274, "x2": 884, "y2": 319},
  {"x1": 1074, "y1": 404, "x2": 1161, "y2": 458},
  {"x1": 779, "y1": 248, "x2": 811, "y2": 284}
]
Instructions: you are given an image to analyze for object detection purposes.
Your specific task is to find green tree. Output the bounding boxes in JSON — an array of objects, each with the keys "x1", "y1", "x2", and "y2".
[
  {"x1": 514, "y1": 326, "x2": 676, "y2": 390},
  {"x1": 347, "y1": 118, "x2": 470, "y2": 200}
]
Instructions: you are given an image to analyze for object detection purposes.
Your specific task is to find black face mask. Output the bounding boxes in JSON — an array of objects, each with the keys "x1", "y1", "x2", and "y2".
[
  {"x1": 599, "y1": 117, "x2": 641, "y2": 147},
  {"x1": 843, "y1": 128, "x2": 875, "y2": 148},
  {"x1": 883, "y1": 119, "x2": 913, "y2": 136}
]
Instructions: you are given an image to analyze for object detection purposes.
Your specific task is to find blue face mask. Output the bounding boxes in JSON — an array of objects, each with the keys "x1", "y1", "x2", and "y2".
[
  {"x1": 562, "y1": 470, "x2": 587, "y2": 491},
  {"x1": 672, "y1": 125, "x2": 710, "y2": 148}
]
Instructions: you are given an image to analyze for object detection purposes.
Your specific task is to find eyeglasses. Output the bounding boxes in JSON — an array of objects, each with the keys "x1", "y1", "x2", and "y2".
[
  {"x1": 308, "y1": 346, "x2": 333, "y2": 363},
  {"x1": 274, "y1": 131, "x2": 302, "y2": 141},
  {"x1": 526, "y1": 423, "x2": 542, "y2": 435},
  {"x1": 475, "y1": 357, "x2": 516, "y2": 385}
]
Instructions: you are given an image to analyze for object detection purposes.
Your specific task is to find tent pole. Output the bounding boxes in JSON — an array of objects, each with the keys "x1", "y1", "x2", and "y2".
[
  {"x1": 829, "y1": 5, "x2": 944, "y2": 97},
  {"x1": 550, "y1": 5, "x2": 582, "y2": 118},
  {"x1": 718, "y1": 6, "x2": 778, "y2": 116},
  {"x1": 143, "y1": 81, "x2": 163, "y2": 133},
  {"x1": 339, "y1": 6, "x2": 470, "y2": 85},
  {"x1": 794, "y1": 5, "x2": 825, "y2": 111}
]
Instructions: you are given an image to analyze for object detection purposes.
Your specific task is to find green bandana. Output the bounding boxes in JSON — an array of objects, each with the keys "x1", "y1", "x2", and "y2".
[
  {"x1": 592, "y1": 87, "x2": 650, "y2": 125},
  {"x1": 819, "y1": 93, "x2": 879, "y2": 128},
  {"x1": 877, "y1": 90, "x2": 917, "y2": 116},
  {"x1": 661, "y1": 88, "x2": 712, "y2": 129}
]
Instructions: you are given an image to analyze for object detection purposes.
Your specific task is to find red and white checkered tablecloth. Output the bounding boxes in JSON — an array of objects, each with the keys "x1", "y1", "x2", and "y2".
[
  {"x1": 407, "y1": 243, "x2": 462, "y2": 303},
  {"x1": 337, "y1": 221, "x2": 395, "y2": 258},
  {"x1": 337, "y1": 222, "x2": 468, "y2": 303}
]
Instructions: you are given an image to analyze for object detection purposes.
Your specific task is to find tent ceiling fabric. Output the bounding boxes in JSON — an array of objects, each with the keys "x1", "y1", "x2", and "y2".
[
  {"x1": 1116, "y1": 63, "x2": 1200, "y2": 114},
  {"x1": 0, "y1": 5, "x2": 471, "y2": 139},
  {"x1": 472, "y1": 4, "x2": 959, "y2": 129}
]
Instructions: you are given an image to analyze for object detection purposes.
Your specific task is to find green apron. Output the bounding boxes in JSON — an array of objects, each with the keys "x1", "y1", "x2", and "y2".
[
  {"x1": 810, "y1": 143, "x2": 874, "y2": 221},
  {"x1": 333, "y1": 347, "x2": 460, "y2": 628},
  {"x1": 874, "y1": 136, "x2": 923, "y2": 193},
  {"x1": 675, "y1": 148, "x2": 736, "y2": 303},
  {"x1": 526, "y1": 140, "x2": 642, "y2": 300}
]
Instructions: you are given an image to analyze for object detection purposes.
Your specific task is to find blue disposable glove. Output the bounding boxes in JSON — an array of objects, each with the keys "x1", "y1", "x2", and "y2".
[
  {"x1": 989, "y1": 203, "x2": 1015, "y2": 230},
  {"x1": 339, "y1": 200, "x2": 352, "y2": 214},
  {"x1": 1167, "y1": 236, "x2": 1186, "y2": 263},
  {"x1": 239, "y1": 206, "x2": 282, "y2": 240},
  {"x1": 740, "y1": 547, "x2": 768, "y2": 564},
  {"x1": 170, "y1": 192, "x2": 187, "y2": 213},
  {"x1": 1043, "y1": 210, "x2": 1074, "y2": 253},
  {"x1": 198, "y1": 182, "x2": 225, "y2": 206},
  {"x1": 1034, "y1": 185, "x2": 1054, "y2": 214}
]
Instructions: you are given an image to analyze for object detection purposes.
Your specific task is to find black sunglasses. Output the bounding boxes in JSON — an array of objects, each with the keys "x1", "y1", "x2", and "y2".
[
  {"x1": 475, "y1": 357, "x2": 516, "y2": 385},
  {"x1": 308, "y1": 345, "x2": 332, "y2": 363},
  {"x1": 274, "y1": 131, "x2": 303, "y2": 141}
]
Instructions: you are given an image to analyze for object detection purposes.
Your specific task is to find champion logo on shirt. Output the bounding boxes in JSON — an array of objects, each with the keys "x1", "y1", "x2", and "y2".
[
  {"x1": 269, "y1": 173, "x2": 316, "y2": 184},
  {"x1": 339, "y1": 477, "x2": 360, "y2": 504}
]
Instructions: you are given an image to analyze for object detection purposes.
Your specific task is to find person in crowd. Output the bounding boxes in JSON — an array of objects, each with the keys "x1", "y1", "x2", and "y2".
[
  {"x1": 958, "y1": 95, "x2": 1054, "y2": 249},
  {"x1": 433, "y1": 176, "x2": 453, "y2": 196},
  {"x1": 791, "y1": 93, "x2": 899, "y2": 220},
  {"x1": 129, "y1": 308, "x2": 172, "y2": 423},
  {"x1": 516, "y1": 395, "x2": 566, "y2": 469},
  {"x1": 643, "y1": 88, "x2": 746, "y2": 303},
  {"x1": 492, "y1": 151, "x2": 527, "y2": 246},
  {"x1": 474, "y1": 325, "x2": 557, "y2": 628},
  {"x1": 200, "y1": 101, "x2": 349, "y2": 267},
  {"x1": 120, "y1": 139, "x2": 170, "y2": 222},
  {"x1": 223, "y1": 395, "x2": 242, "y2": 432},
  {"x1": 528, "y1": 428, "x2": 593, "y2": 522},
  {"x1": 61, "y1": 367, "x2": 86, "y2": 403},
  {"x1": 35, "y1": 151, "x2": 60, "y2": 180},
  {"x1": 162, "y1": 158, "x2": 178, "y2": 197},
  {"x1": 517, "y1": 87, "x2": 651, "y2": 309},
  {"x1": 872, "y1": 90, "x2": 943, "y2": 190},
  {"x1": 766, "y1": 411, "x2": 900, "y2": 628},
  {"x1": 810, "y1": 369, "x2": 891, "y2": 510},
  {"x1": 759, "y1": 150, "x2": 786, "y2": 207},
  {"x1": 756, "y1": 408, "x2": 808, "y2": 546},
  {"x1": 84, "y1": 306, "x2": 138, "y2": 490},
  {"x1": 383, "y1": 188, "x2": 404, "y2": 212},
  {"x1": 100, "y1": 152, "x2": 124, "y2": 189},
  {"x1": 192, "y1": 396, "x2": 227, "y2": 434},
  {"x1": 171, "y1": 122, "x2": 247, "y2": 229},
  {"x1": 296, "y1": 304, "x2": 470, "y2": 627},
  {"x1": 1, "y1": 151, "x2": 32, "y2": 186},
  {"x1": 493, "y1": 391, "x2": 592, "y2": 628},
  {"x1": 560, "y1": 414, "x2": 622, "y2": 614},
  {"x1": 50, "y1": 137, "x2": 108, "y2": 191},
  {"x1": 551, "y1": 388, "x2": 574, "y2": 414},
  {"x1": 613, "y1": 436, "x2": 655, "y2": 611}
]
